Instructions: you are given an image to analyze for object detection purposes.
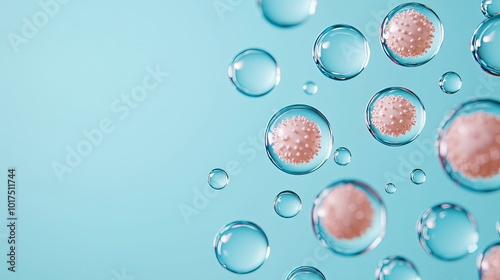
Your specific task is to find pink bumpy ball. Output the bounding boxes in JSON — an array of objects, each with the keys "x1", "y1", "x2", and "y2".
[
  {"x1": 443, "y1": 112, "x2": 500, "y2": 179},
  {"x1": 383, "y1": 9, "x2": 435, "y2": 58},
  {"x1": 318, "y1": 183, "x2": 374, "y2": 240},
  {"x1": 371, "y1": 94, "x2": 417, "y2": 137},
  {"x1": 270, "y1": 116, "x2": 322, "y2": 165},
  {"x1": 482, "y1": 248, "x2": 500, "y2": 280}
]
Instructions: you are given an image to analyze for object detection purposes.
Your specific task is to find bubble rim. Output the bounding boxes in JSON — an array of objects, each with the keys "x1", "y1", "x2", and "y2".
[
  {"x1": 257, "y1": 0, "x2": 318, "y2": 28},
  {"x1": 333, "y1": 146, "x2": 352, "y2": 166},
  {"x1": 208, "y1": 168, "x2": 229, "y2": 190},
  {"x1": 274, "y1": 190, "x2": 302, "y2": 218},
  {"x1": 286, "y1": 265, "x2": 326, "y2": 280},
  {"x1": 410, "y1": 168, "x2": 426, "y2": 185},
  {"x1": 375, "y1": 255, "x2": 421, "y2": 280},
  {"x1": 471, "y1": 15, "x2": 500, "y2": 76},
  {"x1": 438, "y1": 71, "x2": 462, "y2": 94},
  {"x1": 477, "y1": 242, "x2": 500, "y2": 278}
]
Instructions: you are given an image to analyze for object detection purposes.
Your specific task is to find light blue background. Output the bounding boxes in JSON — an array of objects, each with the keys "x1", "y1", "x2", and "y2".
[{"x1": 0, "y1": 0, "x2": 499, "y2": 279}]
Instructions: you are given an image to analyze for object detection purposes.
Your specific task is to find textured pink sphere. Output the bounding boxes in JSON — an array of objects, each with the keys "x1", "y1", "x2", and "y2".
[
  {"x1": 383, "y1": 9, "x2": 435, "y2": 58},
  {"x1": 271, "y1": 116, "x2": 322, "y2": 165},
  {"x1": 318, "y1": 183, "x2": 374, "y2": 240},
  {"x1": 482, "y1": 248, "x2": 500, "y2": 280},
  {"x1": 371, "y1": 94, "x2": 417, "y2": 137},
  {"x1": 443, "y1": 112, "x2": 500, "y2": 178}
]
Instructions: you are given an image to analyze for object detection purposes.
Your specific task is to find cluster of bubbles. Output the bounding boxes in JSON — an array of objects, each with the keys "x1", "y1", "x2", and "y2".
[{"x1": 215, "y1": 0, "x2": 500, "y2": 278}]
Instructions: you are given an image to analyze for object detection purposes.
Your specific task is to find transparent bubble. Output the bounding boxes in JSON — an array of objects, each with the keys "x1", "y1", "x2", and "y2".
[
  {"x1": 478, "y1": 242, "x2": 500, "y2": 279},
  {"x1": 375, "y1": 256, "x2": 421, "y2": 280},
  {"x1": 366, "y1": 87, "x2": 426, "y2": 146},
  {"x1": 213, "y1": 221, "x2": 270, "y2": 274},
  {"x1": 439, "y1": 72, "x2": 462, "y2": 94},
  {"x1": 380, "y1": 3, "x2": 444, "y2": 67},
  {"x1": 417, "y1": 203, "x2": 479, "y2": 261},
  {"x1": 303, "y1": 81, "x2": 318, "y2": 95},
  {"x1": 265, "y1": 104, "x2": 333, "y2": 175},
  {"x1": 385, "y1": 183, "x2": 397, "y2": 194},
  {"x1": 228, "y1": 49, "x2": 280, "y2": 97},
  {"x1": 312, "y1": 180, "x2": 386, "y2": 256},
  {"x1": 333, "y1": 147, "x2": 352, "y2": 166},
  {"x1": 438, "y1": 99, "x2": 500, "y2": 192},
  {"x1": 313, "y1": 24, "x2": 370, "y2": 80},
  {"x1": 471, "y1": 16, "x2": 500, "y2": 76},
  {"x1": 208, "y1": 168, "x2": 229, "y2": 190},
  {"x1": 481, "y1": 0, "x2": 500, "y2": 17},
  {"x1": 274, "y1": 190, "x2": 302, "y2": 218},
  {"x1": 410, "y1": 169, "x2": 426, "y2": 185},
  {"x1": 258, "y1": 0, "x2": 317, "y2": 27},
  {"x1": 286, "y1": 266, "x2": 326, "y2": 280}
]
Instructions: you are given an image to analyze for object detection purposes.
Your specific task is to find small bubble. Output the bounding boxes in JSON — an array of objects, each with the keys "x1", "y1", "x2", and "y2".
[
  {"x1": 333, "y1": 147, "x2": 352, "y2": 166},
  {"x1": 376, "y1": 256, "x2": 421, "y2": 280},
  {"x1": 385, "y1": 183, "x2": 397, "y2": 194},
  {"x1": 208, "y1": 168, "x2": 229, "y2": 190},
  {"x1": 439, "y1": 72, "x2": 462, "y2": 94},
  {"x1": 410, "y1": 169, "x2": 426, "y2": 184},
  {"x1": 286, "y1": 266, "x2": 326, "y2": 280},
  {"x1": 302, "y1": 81, "x2": 318, "y2": 95},
  {"x1": 274, "y1": 191, "x2": 302, "y2": 218},
  {"x1": 213, "y1": 221, "x2": 270, "y2": 274}
]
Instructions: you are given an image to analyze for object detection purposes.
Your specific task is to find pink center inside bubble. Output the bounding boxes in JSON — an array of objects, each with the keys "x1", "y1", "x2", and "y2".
[
  {"x1": 482, "y1": 248, "x2": 500, "y2": 280},
  {"x1": 371, "y1": 94, "x2": 417, "y2": 137}
]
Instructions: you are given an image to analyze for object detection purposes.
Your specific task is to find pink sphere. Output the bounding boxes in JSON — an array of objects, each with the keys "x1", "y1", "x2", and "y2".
[
  {"x1": 482, "y1": 247, "x2": 500, "y2": 280},
  {"x1": 318, "y1": 183, "x2": 374, "y2": 240},
  {"x1": 443, "y1": 112, "x2": 500, "y2": 179},
  {"x1": 371, "y1": 94, "x2": 417, "y2": 137},
  {"x1": 383, "y1": 9, "x2": 435, "y2": 58},
  {"x1": 271, "y1": 116, "x2": 322, "y2": 165}
]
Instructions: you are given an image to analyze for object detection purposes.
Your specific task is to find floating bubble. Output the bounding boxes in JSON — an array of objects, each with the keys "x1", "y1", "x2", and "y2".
[
  {"x1": 417, "y1": 203, "x2": 479, "y2": 261},
  {"x1": 286, "y1": 266, "x2": 326, "y2": 280},
  {"x1": 375, "y1": 256, "x2": 421, "y2": 280},
  {"x1": 410, "y1": 169, "x2": 426, "y2": 185},
  {"x1": 481, "y1": 0, "x2": 500, "y2": 17},
  {"x1": 228, "y1": 49, "x2": 280, "y2": 97},
  {"x1": 366, "y1": 87, "x2": 426, "y2": 146},
  {"x1": 265, "y1": 104, "x2": 333, "y2": 175},
  {"x1": 274, "y1": 190, "x2": 302, "y2": 218},
  {"x1": 303, "y1": 81, "x2": 318, "y2": 95},
  {"x1": 439, "y1": 72, "x2": 462, "y2": 94},
  {"x1": 213, "y1": 221, "x2": 270, "y2": 274},
  {"x1": 478, "y1": 242, "x2": 500, "y2": 280},
  {"x1": 312, "y1": 180, "x2": 386, "y2": 256},
  {"x1": 385, "y1": 183, "x2": 397, "y2": 194},
  {"x1": 471, "y1": 16, "x2": 500, "y2": 76},
  {"x1": 438, "y1": 99, "x2": 500, "y2": 192},
  {"x1": 313, "y1": 24, "x2": 370, "y2": 80},
  {"x1": 380, "y1": 3, "x2": 444, "y2": 67},
  {"x1": 208, "y1": 168, "x2": 229, "y2": 190},
  {"x1": 258, "y1": 0, "x2": 317, "y2": 27},
  {"x1": 333, "y1": 147, "x2": 352, "y2": 166}
]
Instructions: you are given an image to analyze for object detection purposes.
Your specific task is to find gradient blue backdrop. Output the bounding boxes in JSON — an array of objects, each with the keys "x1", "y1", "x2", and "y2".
[{"x1": 1, "y1": 0, "x2": 499, "y2": 279}]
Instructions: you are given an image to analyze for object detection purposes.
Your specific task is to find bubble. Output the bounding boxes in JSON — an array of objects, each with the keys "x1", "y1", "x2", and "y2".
[
  {"x1": 375, "y1": 256, "x2": 421, "y2": 280},
  {"x1": 438, "y1": 99, "x2": 500, "y2": 192},
  {"x1": 258, "y1": 0, "x2": 317, "y2": 27},
  {"x1": 366, "y1": 87, "x2": 426, "y2": 146},
  {"x1": 313, "y1": 24, "x2": 370, "y2": 80},
  {"x1": 208, "y1": 168, "x2": 229, "y2": 190},
  {"x1": 497, "y1": 220, "x2": 500, "y2": 236},
  {"x1": 380, "y1": 3, "x2": 444, "y2": 67},
  {"x1": 410, "y1": 169, "x2": 426, "y2": 185},
  {"x1": 265, "y1": 104, "x2": 333, "y2": 175},
  {"x1": 439, "y1": 72, "x2": 462, "y2": 94},
  {"x1": 481, "y1": 0, "x2": 500, "y2": 17},
  {"x1": 333, "y1": 147, "x2": 351, "y2": 166},
  {"x1": 303, "y1": 81, "x2": 318, "y2": 95},
  {"x1": 286, "y1": 266, "x2": 326, "y2": 280},
  {"x1": 213, "y1": 221, "x2": 270, "y2": 274},
  {"x1": 228, "y1": 49, "x2": 280, "y2": 97},
  {"x1": 478, "y1": 242, "x2": 500, "y2": 279},
  {"x1": 274, "y1": 191, "x2": 302, "y2": 218},
  {"x1": 471, "y1": 16, "x2": 500, "y2": 76},
  {"x1": 417, "y1": 203, "x2": 479, "y2": 261},
  {"x1": 312, "y1": 180, "x2": 386, "y2": 256},
  {"x1": 385, "y1": 183, "x2": 397, "y2": 194}
]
